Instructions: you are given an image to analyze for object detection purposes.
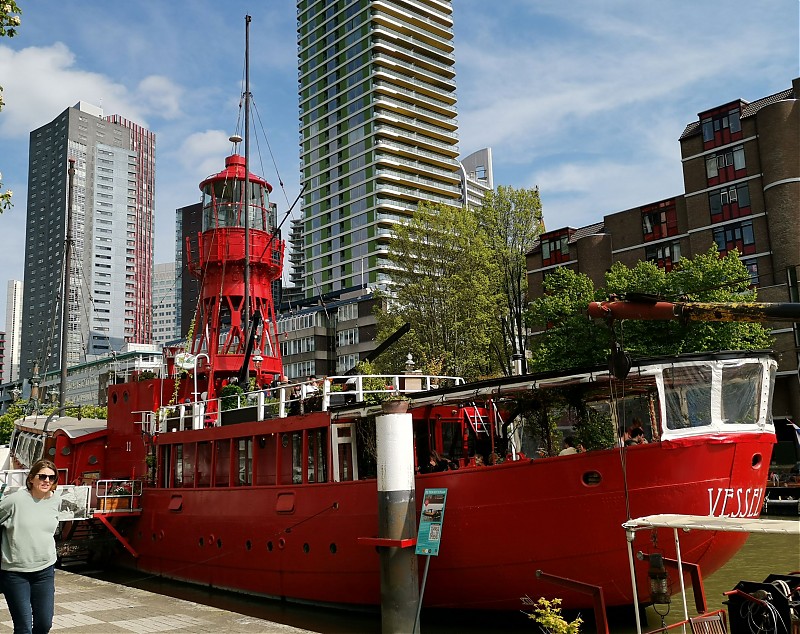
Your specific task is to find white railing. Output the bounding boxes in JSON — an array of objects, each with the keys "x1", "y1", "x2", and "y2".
[
  {"x1": 95, "y1": 479, "x2": 142, "y2": 513},
  {"x1": 156, "y1": 374, "x2": 463, "y2": 432}
]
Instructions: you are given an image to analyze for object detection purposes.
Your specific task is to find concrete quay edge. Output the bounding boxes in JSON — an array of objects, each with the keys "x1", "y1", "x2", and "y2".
[{"x1": 0, "y1": 569, "x2": 318, "y2": 633}]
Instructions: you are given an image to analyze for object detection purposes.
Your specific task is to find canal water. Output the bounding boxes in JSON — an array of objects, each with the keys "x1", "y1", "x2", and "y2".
[{"x1": 87, "y1": 521, "x2": 798, "y2": 633}]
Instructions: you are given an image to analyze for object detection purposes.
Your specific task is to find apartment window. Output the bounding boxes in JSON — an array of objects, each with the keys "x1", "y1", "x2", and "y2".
[
  {"x1": 705, "y1": 145, "x2": 746, "y2": 183},
  {"x1": 701, "y1": 108, "x2": 742, "y2": 146},
  {"x1": 642, "y1": 201, "x2": 678, "y2": 241},
  {"x1": 713, "y1": 220, "x2": 756, "y2": 256},
  {"x1": 709, "y1": 183, "x2": 751, "y2": 223},
  {"x1": 742, "y1": 258, "x2": 759, "y2": 286},
  {"x1": 645, "y1": 240, "x2": 681, "y2": 272},
  {"x1": 540, "y1": 232, "x2": 571, "y2": 266}
]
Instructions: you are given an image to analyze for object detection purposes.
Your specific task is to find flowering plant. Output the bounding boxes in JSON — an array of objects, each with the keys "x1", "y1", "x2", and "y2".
[{"x1": 110, "y1": 483, "x2": 132, "y2": 495}]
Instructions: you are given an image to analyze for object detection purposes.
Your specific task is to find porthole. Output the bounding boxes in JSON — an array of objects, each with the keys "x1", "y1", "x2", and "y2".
[
  {"x1": 281, "y1": 434, "x2": 289, "y2": 448},
  {"x1": 48, "y1": 447, "x2": 56, "y2": 456},
  {"x1": 582, "y1": 471, "x2": 602, "y2": 486},
  {"x1": 246, "y1": 540, "x2": 252, "y2": 551},
  {"x1": 199, "y1": 537, "x2": 204, "y2": 547},
  {"x1": 61, "y1": 447, "x2": 71, "y2": 456},
  {"x1": 123, "y1": 391, "x2": 129, "y2": 402},
  {"x1": 278, "y1": 538, "x2": 286, "y2": 549},
  {"x1": 88, "y1": 456, "x2": 98, "y2": 465},
  {"x1": 329, "y1": 543, "x2": 337, "y2": 554},
  {"x1": 217, "y1": 538, "x2": 222, "y2": 549},
  {"x1": 751, "y1": 453, "x2": 762, "y2": 468},
  {"x1": 112, "y1": 393, "x2": 118, "y2": 404},
  {"x1": 267, "y1": 541, "x2": 273, "y2": 551},
  {"x1": 303, "y1": 543, "x2": 310, "y2": 554}
]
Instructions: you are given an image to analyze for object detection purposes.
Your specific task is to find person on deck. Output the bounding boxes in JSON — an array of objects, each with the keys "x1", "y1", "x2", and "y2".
[
  {"x1": 0, "y1": 459, "x2": 61, "y2": 634},
  {"x1": 559, "y1": 436, "x2": 579, "y2": 456}
]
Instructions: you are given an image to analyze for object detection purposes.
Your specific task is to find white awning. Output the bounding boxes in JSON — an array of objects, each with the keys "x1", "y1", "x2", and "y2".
[{"x1": 623, "y1": 513, "x2": 800, "y2": 534}]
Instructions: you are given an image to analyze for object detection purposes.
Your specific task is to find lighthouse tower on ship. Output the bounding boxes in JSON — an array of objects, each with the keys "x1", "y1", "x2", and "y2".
[{"x1": 185, "y1": 149, "x2": 285, "y2": 398}]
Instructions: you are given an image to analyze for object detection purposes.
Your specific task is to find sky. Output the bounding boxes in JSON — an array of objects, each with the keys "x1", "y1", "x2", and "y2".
[{"x1": 0, "y1": 0, "x2": 797, "y2": 321}]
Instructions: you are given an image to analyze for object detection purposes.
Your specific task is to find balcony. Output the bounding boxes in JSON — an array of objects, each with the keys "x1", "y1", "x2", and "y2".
[
  {"x1": 374, "y1": 94, "x2": 457, "y2": 130},
  {"x1": 374, "y1": 109, "x2": 457, "y2": 143},
  {"x1": 372, "y1": 53, "x2": 456, "y2": 90}
]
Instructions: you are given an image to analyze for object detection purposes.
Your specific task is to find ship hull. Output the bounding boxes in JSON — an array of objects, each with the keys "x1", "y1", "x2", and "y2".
[{"x1": 120, "y1": 434, "x2": 770, "y2": 610}]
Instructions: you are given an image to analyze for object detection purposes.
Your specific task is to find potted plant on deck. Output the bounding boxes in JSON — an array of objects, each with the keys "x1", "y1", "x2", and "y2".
[
  {"x1": 380, "y1": 394, "x2": 411, "y2": 414},
  {"x1": 101, "y1": 482, "x2": 133, "y2": 512}
]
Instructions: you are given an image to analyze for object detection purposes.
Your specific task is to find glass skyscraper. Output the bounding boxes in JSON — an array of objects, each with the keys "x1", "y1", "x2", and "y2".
[
  {"x1": 21, "y1": 102, "x2": 155, "y2": 380},
  {"x1": 297, "y1": 0, "x2": 460, "y2": 298}
]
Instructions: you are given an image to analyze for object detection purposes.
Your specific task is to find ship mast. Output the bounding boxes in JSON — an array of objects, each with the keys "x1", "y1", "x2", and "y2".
[
  {"x1": 59, "y1": 158, "x2": 76, "y2": 410},
  {"x1": 243, "y1": 14, "x2": 251, "y2": 346}
]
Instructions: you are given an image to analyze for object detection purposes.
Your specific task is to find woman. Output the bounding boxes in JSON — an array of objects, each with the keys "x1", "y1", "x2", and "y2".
[{"x1": 0, "y1": 459, "x2": 60, "y2": 634}]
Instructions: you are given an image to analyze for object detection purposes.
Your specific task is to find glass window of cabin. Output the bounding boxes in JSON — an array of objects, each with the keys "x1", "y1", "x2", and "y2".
[
  {"x1": 337, "y1": 436, "x2": 354, "y2": 482},
  {"x1": 721, "y1": 363, "x2": 762, "y2": 425},
  {"x1": 255, "y1": 435, "x2": 276, "y2": 485},
  {"x1": 278, "y1": 433, "x2": 295, "y2": 485},
  {"x1": 441, "y1": 421, "x2": 463, "y2": 461},
  {"x1": 307, "y1": 429, "x2": 327, "y2": 483},
  {"x1": 180, "y1": 444, "x2": 194, "y2": 487},
  {"x1": 235, "y1": 438, "x2": 253, "y2": 486},
  {"x1": 663, "y1": 365, "x2": 713, "y2": 429},
  {"x1": 202, "y1": 187, "x2": 215, "y2": 231},
  {"x1": 292, "y1": 433, "x2": 303, "y2": 484},
  {"x1": 160, "y1": 445, "x2": 172, "y2": 488},
  {"x1": 214, "y1": 440, "x2": 231, "y2": 487},
  {"x1": 197, "y1": 441, "x2": 211, "y2": 487}
]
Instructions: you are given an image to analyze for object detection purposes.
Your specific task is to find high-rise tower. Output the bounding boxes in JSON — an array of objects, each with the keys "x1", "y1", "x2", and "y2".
[
  {"x1": 297, "y1": 0, "x2": 460, "y2": 298},
  {"x1": 20, "y1": 102, "x2": 155, "y2": 381},
  {"x1": 5, "y1": 280, "x2": 23, "y2": 383}
]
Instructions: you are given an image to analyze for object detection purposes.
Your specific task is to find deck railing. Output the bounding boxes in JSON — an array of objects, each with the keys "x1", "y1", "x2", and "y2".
[
  {"x1": 156, "y1": 374, "x2": 463, "y2": 432},
  {"x1": 95, "y1": 479, "x2": 143, "y2": 513}
]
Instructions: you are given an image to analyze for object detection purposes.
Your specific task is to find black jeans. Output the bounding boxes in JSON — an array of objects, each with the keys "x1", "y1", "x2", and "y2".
[{"x1": 1, "y1": 564, "x2": 55, "y2": 634}]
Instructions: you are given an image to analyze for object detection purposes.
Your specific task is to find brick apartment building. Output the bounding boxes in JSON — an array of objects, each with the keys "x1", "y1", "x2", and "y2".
[{"x1": 526, "y1": 78, "x2": 800, "y2": 421}]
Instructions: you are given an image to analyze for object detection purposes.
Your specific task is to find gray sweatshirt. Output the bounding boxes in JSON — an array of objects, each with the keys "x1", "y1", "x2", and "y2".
[{"x1": 0, "y1": 488, "x2": 59, "y2": 572}]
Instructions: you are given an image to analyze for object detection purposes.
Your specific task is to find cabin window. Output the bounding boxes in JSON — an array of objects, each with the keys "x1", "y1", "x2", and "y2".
[
  {"x1": 721, "y1": 363, "x2": 762, "y2": 425},
  {"x1": 255, "y1": 435, "x2": 276, "y2": 485},
  {"x1": 180, "y1": 444, "x2": 194, "y2": 487},
  {"x1": 307, "y1": 429, "x2": 327, "y2": 483},
  {"x1": 441, "y1": 422, "x2": 464, "y2": 461},
  {"x1": 292, "y1": 433, "x2": 303, "y2": 484},
  {"x1": 235, "y1": 438, "x2": 253, "y2": 486},
  {"x1": 337, "y1": 442, "x2": 353, "y2": 481},
  {"x1": 278, "y1": 433, "x2": 297, "y2": 485},
  {"x1": 214, "y1": 440, "x2": 231, "y2": 487},
  {"x1": 197, "y1": 442, "x2": 212, "y2": 487},
  {"x1": 160, "y1": 445, "x2": 172, "y2": 488},
  {"x1": 663, "y1": 365, "x2": 712, "y2": 429}
]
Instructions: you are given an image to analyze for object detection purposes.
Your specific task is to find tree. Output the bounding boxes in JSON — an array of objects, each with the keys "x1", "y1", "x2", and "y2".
[
  {"x1": 526, "y1": 247, "x2": 773, "y2": 373},
  {"x1": 0, "y1": 1, "x2": 22, "y2": 212},
  {"x1": 374, "y1": 202, "x2": 501, "y2": 381},
  {"x1": 525, "y1": 266, "x2": 608, "y2": 372},
  {"x1": 0, "y1": 401, "x2": 107, "y2": 444},
  {"x1": 478, "y1": 186, "x2": 544, "y2": 375}
]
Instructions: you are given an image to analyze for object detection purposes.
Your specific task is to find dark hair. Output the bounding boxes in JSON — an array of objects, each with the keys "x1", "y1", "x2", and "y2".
[
  {"x1": 26, "y1": 459, "x2": 59, "y2": 492},
  {"x1": 630, "y1": 427, "x2": 644, "y2": 438},
  {"x1": 564, "y1": 436, "x2": 576, "y2": 447}
]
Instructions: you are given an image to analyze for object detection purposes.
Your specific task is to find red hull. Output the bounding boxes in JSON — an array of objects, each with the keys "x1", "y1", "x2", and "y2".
[{"x1": 120, "y1": 435, "x2": 770, "y2": 610}]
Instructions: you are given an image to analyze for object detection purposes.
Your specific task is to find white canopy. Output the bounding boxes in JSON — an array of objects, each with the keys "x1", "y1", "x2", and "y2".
[{"x1": 623, "y1": 513, "x2": 800, "y2": 535}]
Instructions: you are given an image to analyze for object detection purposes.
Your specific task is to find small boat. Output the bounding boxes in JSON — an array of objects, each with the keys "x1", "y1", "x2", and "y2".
[{"x1": 624, "y1": 514, "x2": 800, "y2": 634}]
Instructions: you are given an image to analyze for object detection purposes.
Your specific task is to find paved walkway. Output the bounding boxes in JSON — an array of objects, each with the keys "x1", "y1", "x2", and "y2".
[{"x1": 0, "y1": 570, "x2": 316, "y2": 633}]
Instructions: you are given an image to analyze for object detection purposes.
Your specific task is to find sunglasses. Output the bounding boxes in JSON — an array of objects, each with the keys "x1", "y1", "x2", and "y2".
[{"x1": 36, "y1": 473, "x2": 57, "y2": 482}]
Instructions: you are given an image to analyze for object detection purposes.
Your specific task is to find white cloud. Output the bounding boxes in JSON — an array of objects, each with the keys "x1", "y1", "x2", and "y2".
[
  {"x1": 175, "y1": 130, "x2": 235, "y2": 179},
  {"x1": 137, "y1": 76, "x2": 183, "y2": 120},
  {"x1": 0, "y1": 43, "x2": 191, "y2": 138}
]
